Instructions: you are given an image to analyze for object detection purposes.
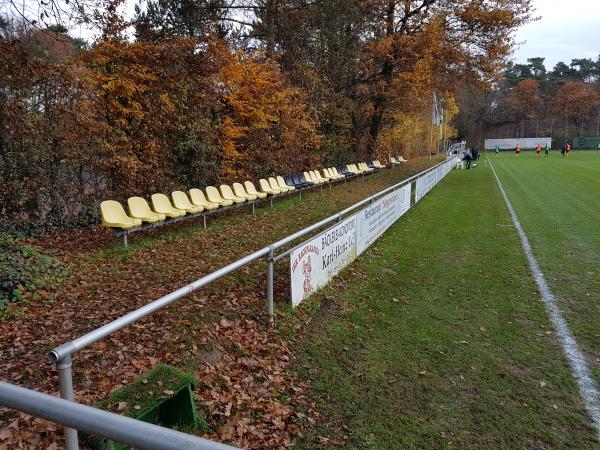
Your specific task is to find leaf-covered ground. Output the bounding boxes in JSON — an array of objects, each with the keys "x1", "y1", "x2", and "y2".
[{"x1": 0, "y1": 159, "x2": 434, "y2": 448}]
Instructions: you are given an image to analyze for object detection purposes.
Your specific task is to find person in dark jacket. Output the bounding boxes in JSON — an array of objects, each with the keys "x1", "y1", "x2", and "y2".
[{"x1": 462, "y1": 150, "x2": 473, "y2": 169}]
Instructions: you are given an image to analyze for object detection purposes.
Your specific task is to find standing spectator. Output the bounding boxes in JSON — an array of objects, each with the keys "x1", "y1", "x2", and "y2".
[
  {"x1": 515, "y1": 143, "x2": 521, "y2": 158},
  {"x1": 462, "y1": 149, "x2": 473, "y2": 169}
]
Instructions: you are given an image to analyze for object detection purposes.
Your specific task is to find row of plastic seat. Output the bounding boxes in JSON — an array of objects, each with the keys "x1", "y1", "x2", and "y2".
[
  {"x1": 100, "y1": 161, "x2": 389, "y2": 231},
  {"x1": 390, "y1": 155, "x2": 407, "y2": 164}
]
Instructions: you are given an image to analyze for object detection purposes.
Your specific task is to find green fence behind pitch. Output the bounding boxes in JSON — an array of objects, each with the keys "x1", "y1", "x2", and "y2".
[{"x1": 572, "y1": 136, "x2": 600, "y2": 149}]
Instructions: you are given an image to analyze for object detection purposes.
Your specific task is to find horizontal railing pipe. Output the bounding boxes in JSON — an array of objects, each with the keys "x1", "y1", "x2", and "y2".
[
  {"x1": 271, "y1": 159, "x2": 445, "y2": 253},
  {"x1": 50, "y1": 246, "x2": 271, "y2": 363},
  {"x1": 0, "y1": 381, "x2": 238, "y2": 450},
  {"x1": 52, "y1": 157, "x2": 447, "y2": 363}
]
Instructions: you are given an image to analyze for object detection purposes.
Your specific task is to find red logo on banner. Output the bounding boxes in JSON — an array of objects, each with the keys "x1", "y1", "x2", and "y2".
[{"x1": 302, "y1": 256, "x2": 313, "y2": 294}]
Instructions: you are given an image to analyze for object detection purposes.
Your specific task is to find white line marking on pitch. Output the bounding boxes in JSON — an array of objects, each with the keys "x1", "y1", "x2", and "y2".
[{"x1": 488, "y1": 157, "x2": 600, "y2": 440}]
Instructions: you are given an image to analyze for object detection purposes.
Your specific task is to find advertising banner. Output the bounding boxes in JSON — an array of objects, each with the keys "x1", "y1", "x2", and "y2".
[
  {"x1": 290, "y1": 215, "x2": 357, "y2": 307},
  {"x1": 289, "y1": 158, "x2": 456, "y2": 308},
  {"x1": 415, "y1": 169, "x2": 437, "y2": 203},
  {"x1": 356, "y1": 184, "x2": 411, "y2": 256},
  {"x1": 484, "y1": 138, "x2": 552, "y2": 150}
]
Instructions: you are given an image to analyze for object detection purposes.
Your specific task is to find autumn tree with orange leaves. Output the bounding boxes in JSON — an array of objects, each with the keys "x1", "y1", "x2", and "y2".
[{"x1": 1, "y1": 0, "x2": 533, "y2": 232}]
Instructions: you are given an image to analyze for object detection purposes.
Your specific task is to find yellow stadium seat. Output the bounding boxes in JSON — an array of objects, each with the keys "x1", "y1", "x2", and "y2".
[
  {"x1": 361, "y1": 162, "x2": 373, "y2": 172},
  {"x1": 276, "y1": 176, "x2": 295, "y2": 191},
  {"x1": 259, "y1": 178, "x2": 280, "y2": 195},
  {"x1": 100, "y1": 200, "x2": 142, "y2": 229},
  {"x1": 243, "y1": 181, "x2": 268, "y2": 199},
  {"x1": 330, "y1": 168, "x2": 343, "y2": 179},
  {"x1": 189, "y1": 189, "x2": 219, "y2": 210},
  {"x1": 399, "y1": 155, "x2": 408, "y2": 162},
  {"x1": 151, "y1": 194, "x2": 186, "y2": 218},
  {"x1": 232, "y1": 182, "x2": 257, "y2": 201},
  {"x1": 172, "y1": 191, "x2": 203, "y2": 214},
  {"x1": 309, "y1": 171, "x2": 324, "y2": 184},
  {"x1": 219, "y1": 185, "x2": 246, "y2": 204},
  {"x1": 308, "y1": 171, "x2": 321, "y2": 183},
  {"x1": 314, "y1": 170, "x2": 327, "y2": 183},
  {"x1": 206, "y1": 186, "x2": 234, "y2": 206},
  {"x1": 315, "y1": 170, "x2": 331, "y2": 182},
  {"x1": 303, "y1": 172, "x2": 317, "y2": 185},
  {"x1": 269, "y1": 177, "x2": 289, "y2": 193},
  {"x1": 127, "y1": 197, "x2": 166, "y2": 223}
]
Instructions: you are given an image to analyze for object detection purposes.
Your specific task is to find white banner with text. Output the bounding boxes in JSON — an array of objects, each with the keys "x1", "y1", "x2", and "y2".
[{"x1": 290, "y1": 158, "x2": 457, "y2": 307}]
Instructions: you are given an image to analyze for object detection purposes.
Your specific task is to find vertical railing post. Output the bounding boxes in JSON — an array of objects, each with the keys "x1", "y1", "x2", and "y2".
[
  {"x1": 299, "y1": 189, "x2": 302, "y2": 200},
  {"x1": 252, "y1": 201, "x2": 256, "y2": 216},
  {"x1": 270, "y1": 197, "x2": 273, "y2": 208},
  {"x1": 123, "y1": 234, "x2": 128, "y2": 248},
  {"x1": 57, "y1": 355, "x2": 79, "y2": 450},
  {"x1": 203, "y1": 215, "x2": 207, "y2": 229},
  {"x1": 266, "y1": 248, "x2": 274, "y2": 317}
]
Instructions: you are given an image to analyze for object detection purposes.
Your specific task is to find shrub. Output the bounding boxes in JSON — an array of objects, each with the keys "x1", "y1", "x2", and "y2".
[{"x1": 0, "y1": 233, "x2": 68, "y2": 308}]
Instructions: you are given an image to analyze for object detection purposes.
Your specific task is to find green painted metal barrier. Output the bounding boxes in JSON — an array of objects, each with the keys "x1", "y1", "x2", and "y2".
[{"x1": 572, "y1": 136, "x2": 600, "y2": 149}]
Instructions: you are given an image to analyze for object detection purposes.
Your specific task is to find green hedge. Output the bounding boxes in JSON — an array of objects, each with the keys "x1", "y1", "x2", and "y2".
[{"x1": 0, "y1": 233, "x2": 68, "y2": 308}]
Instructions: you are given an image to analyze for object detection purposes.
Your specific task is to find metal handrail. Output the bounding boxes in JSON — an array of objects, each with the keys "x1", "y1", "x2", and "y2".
[
  {"x1": 48, "y1": 158, "x2": 450, "y2": 449},
  {"x1": 0, "y1": 381, "x2": 238, "y2": 450}
]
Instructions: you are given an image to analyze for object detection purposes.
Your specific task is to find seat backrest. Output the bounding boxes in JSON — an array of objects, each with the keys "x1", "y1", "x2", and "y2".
[
  {"x1": 172, "y1": 191, "x2": 194, "y2": 209},
  {"x1": 206, "y1": 186, "x2": 224, "y2": 203},
  {"x1": 303, "y1": 172, "x2": 312, "y2": 182},
  {"x1": 276, "y1": 176, "x2": 287, "y2": 188},
  {"x1": 244, "y1": 181, "x2": 259, "y2": 195},
  {"x1": 101, "y1": 200, "x2": 129, "y2": 223},
  {"x1": 189, "y1": 188, "x2": 209, "y2": 206},
  {"x1": 220, "y1": 185, "x2": 236, "y2": 199},
  {"x1": 128, "y1": 197, "x2": 153, "y2": 217},
  {"x1": 284, "y1": 175, "x2": 295, "y2": 186},
  {"x1": 259, "y1": 179, "x2": 273, "y2": 192},
  {"x1": 151, "y1": 193, "x2": 175, "y2": 212},
  {"x1": 268, "y1": 178, "x2": 280, "y2": 190},
  {"x1": 233, "y1": 183, "x2": 248, "y2": 197},
  {"x1": 309, "y1": 171, "x2": 319, "y2": 181},
  {"x1": 323, "y1": 168, "x2": 331, "y2": 177}
]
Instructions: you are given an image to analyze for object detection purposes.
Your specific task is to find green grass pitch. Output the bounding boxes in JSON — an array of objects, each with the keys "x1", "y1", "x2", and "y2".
[{"x1": 292, "y1": 151, "x2": 600, "y2": 448}]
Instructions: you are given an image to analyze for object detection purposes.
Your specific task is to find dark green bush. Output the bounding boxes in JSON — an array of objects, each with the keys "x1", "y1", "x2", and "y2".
[{"x1": 0, "y1": 233, "x2": 68, "y2": 308}]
